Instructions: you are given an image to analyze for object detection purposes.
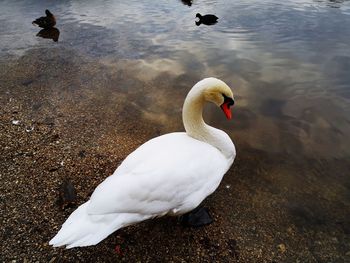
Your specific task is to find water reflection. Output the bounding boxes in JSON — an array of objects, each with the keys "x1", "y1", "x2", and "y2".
[
  {"x1": 36, "y1": 27, "x2": 60, "y2": 42},
  {"x1": 314, "y1": 0, "x2": 349, "y2": 8},
  {"x1": 0, "y1": 0, "x2": 349, "y2": 157}
]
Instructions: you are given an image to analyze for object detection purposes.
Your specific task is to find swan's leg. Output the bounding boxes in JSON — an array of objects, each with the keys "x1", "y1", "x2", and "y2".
[{"x1": 179, "y1": 206, "x2": 213, "y2": 227}]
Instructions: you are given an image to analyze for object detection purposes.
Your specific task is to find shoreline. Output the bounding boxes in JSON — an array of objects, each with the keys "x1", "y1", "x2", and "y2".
[{"x1": 1, "y1": 48, "x2": 349, "y2": 262}]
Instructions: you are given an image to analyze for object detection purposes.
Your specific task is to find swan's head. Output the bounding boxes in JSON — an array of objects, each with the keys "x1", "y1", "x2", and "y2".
[{"x1": 202, "y1": 78, "x2": 235, "y2": 119}]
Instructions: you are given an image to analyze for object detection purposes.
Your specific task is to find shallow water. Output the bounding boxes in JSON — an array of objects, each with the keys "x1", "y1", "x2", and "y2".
[
  {"x1": 0, "y1": 0, "x2": 350, "y2": 261},
  {"x1": 2, "y1": 0, "x2": 350, "y2": 157}
]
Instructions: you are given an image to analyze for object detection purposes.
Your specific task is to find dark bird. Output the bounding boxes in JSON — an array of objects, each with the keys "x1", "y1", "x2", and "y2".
[
  {"x1": 181, "y1": 0, "x2": 193, "y2": 6},
  {"x1": 36, "y1": 27, "x2": 60, "y2": 42},
  {"x1": 196, "y1": 13, "x2": 218, "y2": 26},
  {"x1": 32, "y1": 9, "x2": 56, "y2": 29}
]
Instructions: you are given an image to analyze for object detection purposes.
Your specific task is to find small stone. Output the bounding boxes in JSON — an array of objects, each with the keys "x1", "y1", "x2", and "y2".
[
  {"x1": 277, "y1": 243, "x2": 286, "y2": 253},
  {"x1": 12, "y1": 120, "x2": 20, "y2": 125},
  {"x1": 225, "y1": 184, "x2": 231, "y2": 189},
  {"x1": 78, "y1": 150, "x2": 86, "y2": 158},
  {"x1": 59, "y1": 178, "x2": 77, "y2": 209},
  {"x1": 25, "y1": 126, "x2": 34, "y2": 132},
  {"x1": 115, "y1": 245, "x2": 123, "y2": 255}
]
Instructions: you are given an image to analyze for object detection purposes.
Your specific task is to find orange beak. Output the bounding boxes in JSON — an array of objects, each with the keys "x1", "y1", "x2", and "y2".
[
  {"x1": 220, "y1": 96, "x2": 234, "y2": 120},
  {"x1": 220, "y1": 102, "x2": 232, "y2": 119}
]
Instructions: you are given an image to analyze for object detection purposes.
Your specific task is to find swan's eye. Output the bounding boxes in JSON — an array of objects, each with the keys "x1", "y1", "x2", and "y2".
[{"x1": 222, "y1": 94, "x2": 234, "y2": 107}]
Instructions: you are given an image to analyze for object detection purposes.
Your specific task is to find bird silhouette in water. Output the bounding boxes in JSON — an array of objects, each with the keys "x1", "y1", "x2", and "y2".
[
  {"x1": 196, "y1": 13, "x2": 218, "y2": 26},
  {"x1": 36, "y1": 27, "x2": 60, "y2": 42},
  {"x1": 181, "y1": 0, "x2": 193, "y2": 6},
  {"x1": 32, "y1": 9, "x2": 56, "y2": 29}
]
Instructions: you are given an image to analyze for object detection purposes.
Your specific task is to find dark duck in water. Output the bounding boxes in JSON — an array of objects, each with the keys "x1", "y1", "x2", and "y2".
[
  {"x1": 196, "y1": 13, "x2": 218, "y2": 26},
  {"x1": 181, "y1": 0, "x2": 193, "y2": 6},
  {"x1": 32, "y1": 9, "x2": 56, "y2": 29}
]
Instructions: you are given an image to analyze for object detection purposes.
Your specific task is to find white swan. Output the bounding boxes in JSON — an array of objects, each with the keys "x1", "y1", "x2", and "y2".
[{"x1": 49, "y1": 77, "x2": 236, "y2": 248}]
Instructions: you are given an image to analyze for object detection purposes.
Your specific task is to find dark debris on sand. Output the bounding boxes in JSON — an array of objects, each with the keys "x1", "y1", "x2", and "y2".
[{"x1": 0, "y1": 48, "x2": 349, "y2": 262}]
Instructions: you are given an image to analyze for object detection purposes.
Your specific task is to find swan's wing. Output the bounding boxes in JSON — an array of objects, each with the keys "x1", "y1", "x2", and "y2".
[{"x1": 87, "y1": 133, "x2": 229, "y2": 215}]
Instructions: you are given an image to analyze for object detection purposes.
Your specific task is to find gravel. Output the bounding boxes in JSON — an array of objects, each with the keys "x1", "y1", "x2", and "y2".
[{"x1": 1, "y1": 48, "x2": 349, "y2": 262}]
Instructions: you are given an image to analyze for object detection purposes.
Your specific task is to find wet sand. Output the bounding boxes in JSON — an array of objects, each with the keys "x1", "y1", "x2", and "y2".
[{"x1": 1, "y1": 48, "x2": 349, "y2": 262}]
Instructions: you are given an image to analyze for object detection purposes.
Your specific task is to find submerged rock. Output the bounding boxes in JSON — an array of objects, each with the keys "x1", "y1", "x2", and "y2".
[{"x1": 58, "y1": 179, "x2": 77, "y2": 209}]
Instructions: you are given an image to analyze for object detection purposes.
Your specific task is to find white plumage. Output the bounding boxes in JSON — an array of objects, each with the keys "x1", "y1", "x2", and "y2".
[{"x1": 50, "y1": 77, "x2": 236, "y2": 248}]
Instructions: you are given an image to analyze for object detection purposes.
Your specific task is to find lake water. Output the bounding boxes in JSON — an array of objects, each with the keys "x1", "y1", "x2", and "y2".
[
  {"x1": 2, "y1": 0, "x2": 350, "y2": 157},
  {"x1": 1, "y1": 0, "x2": 349, "y2": 261}
]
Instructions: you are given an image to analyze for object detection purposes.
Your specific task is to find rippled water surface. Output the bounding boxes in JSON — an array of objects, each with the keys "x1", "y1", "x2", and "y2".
[
  {"x1": 1, "y1": 0, "x2": 350, "y2": 261},
  {"x1": 1, "y1": 0, "x2": 350, "y2": 157}
]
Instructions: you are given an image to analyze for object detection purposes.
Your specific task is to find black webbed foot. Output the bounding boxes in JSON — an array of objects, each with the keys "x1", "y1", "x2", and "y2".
[{"x1": 179, "y1": 206, "x2": 213, "y2": 227}]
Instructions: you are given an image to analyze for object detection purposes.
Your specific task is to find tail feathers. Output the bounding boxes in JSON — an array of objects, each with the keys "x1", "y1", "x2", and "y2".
[{"x1": 49, "y1": 201, "x2": 149, "y2": 248}]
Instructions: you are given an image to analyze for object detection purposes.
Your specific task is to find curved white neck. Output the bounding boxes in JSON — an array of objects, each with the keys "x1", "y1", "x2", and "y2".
[{"x1": 182, "y1": 85, "x2": 235, "y2": 160}]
